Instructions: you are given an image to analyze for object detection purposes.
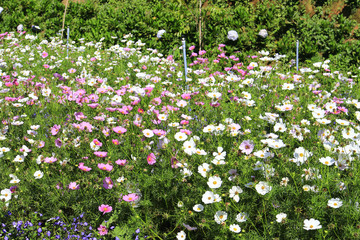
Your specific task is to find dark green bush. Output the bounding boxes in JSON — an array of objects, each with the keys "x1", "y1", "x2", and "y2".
[{"x1": 0, "y1": 0, "x2": 359, "y2": 68}]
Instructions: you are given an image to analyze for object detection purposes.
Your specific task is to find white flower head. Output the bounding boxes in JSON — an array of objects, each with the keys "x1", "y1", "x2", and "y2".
[
  {"x1": 255, "y1": 181, "x2": 272, "y2": 195},
  {"x1": 157, "y1": 30, "x2": 166, "y2": 38},
  {"x1": 34, "y1": 170, "x2": 44, "y2": 179},
  {"x1": 229, "y1": 224, "x2": 241, "y2": 233},
  {"x1": 207, "y1": 176, "x2": 222, "y2": 189},
  {"x1": 327, "y1": 198, "x2": 342, "y2": 208},
  {"x1": 193, "y1": 204, "x2": 204, "y2": 212},
  {"x1": 303, "y1": 218, "x2": 322, "y2": 230},
  {"x1": 276, "y1": 213, "x2": 287, "y2": 223},
  {"x1": 227, "y1": 30, "x2": 239, "y2": 41},
  {"x1": 236, "y1": 212, "x2": 248, "y2": 222},
  {"x1": 202, "y1": 191, "x2": 215, "y2": 204},
  {"x1": 258, "y1": 29, "x2": 268, "y2": 38},
  {"x1": 214, "y1": 211, "x2": 227, "y2": 224},
  {"x1": 176, "y1": 230, "x2": 186, "y2": 240}
]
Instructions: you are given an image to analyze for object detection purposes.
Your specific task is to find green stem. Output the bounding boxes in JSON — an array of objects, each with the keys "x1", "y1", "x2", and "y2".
[{"x1": 131, "y1": 208, "x2": 163, "y2": 240}]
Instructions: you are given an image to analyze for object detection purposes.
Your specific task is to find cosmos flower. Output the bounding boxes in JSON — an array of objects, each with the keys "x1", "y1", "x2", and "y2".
[
  {"x1": 303, "y1": 218, "x2": 322, "y2": 230},
  {"x1": 327, "y1": 198, "x2": 342, "y2": 208},
  {"x1": 122, "y1": 193, "x2": 139, "y2": 202},
  {"x1": 98, "y1": 204, "x2": 112, "y2": 215},
  {"x1": 98, "y1": 163, "x2": 113, "y2": 171},
  {"x1": 68, "y1": 182, "x2": 79, "y2": 190},
  {"x1": 239, "y1": 140, "x2": 254, "y2": 155},
  {"x1": 255, "y1": 181, "x2": 272, "y2": 195},
  {"x1": 147, "y1": 153, "x2": 156, "y2": 165}
]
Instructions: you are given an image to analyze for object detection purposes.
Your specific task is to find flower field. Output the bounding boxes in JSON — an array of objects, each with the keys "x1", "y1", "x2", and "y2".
[{"x1": 1, "y1": 31, "x2": 360, "y2": 239}]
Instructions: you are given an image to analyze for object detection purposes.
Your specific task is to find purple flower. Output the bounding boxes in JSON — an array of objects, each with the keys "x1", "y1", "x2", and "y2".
[
  {"x1": 103, "y1": 177, "x2": 113, "y2": 189},
  {"x1": 55, "y1": 138, "x2": 62, "y2": 148},
  {"x1": 53, "y1": 73, "x2": 64, "y2": 81},
  {"x1": 239, "y1": 140, "x2": 254, "y2": 155}
]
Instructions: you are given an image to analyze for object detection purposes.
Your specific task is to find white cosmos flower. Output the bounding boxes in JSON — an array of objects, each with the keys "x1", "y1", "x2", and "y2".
[
  {"x1": 229, "y1": 224, "x2": 241, "y2": 233},
  {"x1": 198, "y1": 163, "x2": 211, "y2": 178},
  {"x1": 312, "y1": 109, "x2": 326, "y2": 119},
  {"x1": 327, "y1": 198, "x2": 342, "y2": 208},
  {"x1": 214, "y1": 211, "x2": 227, "y2": 224},
  {"x1": 157, "y1": 114, "x2": 167, "y2": 121},
  {"x1": 317, "y1": 118, "x2": 331, "y2": 125},
  {"x1": 207, "y1": 176, "x2": 222, "y2": 189},
  {"x1": 193, "y1": 204, "x2": 204, "y2": 212},
  {"x1": 174, "y1": 132, "x2": 188, "y2": 141},
  {"x1": 202, "y1": 191, "x2": 215, "y2": 204},
  {"x1": 236, "y1": 212, "x2": 248, "y2": 222},
  {"x1": 213, "y1": 146, "x2": 226, "y2": 160},
  {"x1": 13, "y1": 155, "x2": 25, "y2": 162},
  {"x1": 41, "y1": 88, "x2": 51, "y2": 97},
  {"x1": 183, "y1": 140, "x2": 196, "y2": 155},
  {"x1": 319, "y1": 156, "x2": 335, "y2": 166},
  {"x1": 255, "y1": 181, "x2": 272, "y2": 195},
  {"x1": 176, "y1": 230, "x2": 186, "y2": 240},
  {"x1": 276, "y1": 213, "x2": 287, "y2": 223},
  {"x1": 229, "y1": 186, "x2": 243, "y2": 202},
  {"x1": 335, "y1": 119, "x2": 350, "y2": 126},
  {"x1": 0, "y1": 189, "x2": 11, "y2": 202},
  {"x1": 142, "y1": 129, "x2": 154, "y2": 138},
  {"x1": 34, "y1": 170, "x2": 44, "y2": 179},
  {"x1": 203, "y1": 125, "x2": 216, "y2": 133},
  {"x1": 303, "y1": 218, "x2": 322, "y2": 230}
]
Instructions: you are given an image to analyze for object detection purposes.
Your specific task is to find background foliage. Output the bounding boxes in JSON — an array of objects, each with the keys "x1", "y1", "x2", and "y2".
[{"x1": 0, "y1": 0, "x2": 360, "y2": 67}]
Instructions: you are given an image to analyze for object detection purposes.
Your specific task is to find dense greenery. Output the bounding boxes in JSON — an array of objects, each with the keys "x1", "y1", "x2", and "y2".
[{"x1": 0, "y1": 0, "x2": 360, "y2": 67}]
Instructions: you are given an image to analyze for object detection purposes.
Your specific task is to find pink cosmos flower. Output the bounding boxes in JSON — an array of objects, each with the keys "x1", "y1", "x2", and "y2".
[
  {"x1": 74, "y1": 112, "x2": 87, "y2": 121},
  {"x1": 98, "y1": 225, "x2": 108, "y2": 236},
  {"x1": 122, "y1": 193, "x2": 139, "y2": 202},
  {"x1": 88, "y1": 103, "x2": 99, "y2": 108},
  {"x1": 50, "y1": 125, "x2": 61, "y2": 135},
  {"x1": 147, "y1": 153, "x2": 156, "y2": 165},
  {"x1": 180, "y1": 129, "x2": 192, "y2": 135},
  {"x1": 68, "y1": 68, "x2": 76, "y2": 73},
  {"x1": 44, "y1": 156, "x2": 57, "y2": 163},
  {"x1": 98, "y1": 163, "x2": 113, "y2": 171},
  {"x1": 113, "y1": 126, "x2": 127, "y2": 134},
  {"x1": 189, "y1": 45, "x2": 195, "y2": 51},
  {"x1": 115, "y1": 159, "x2": 127, "y2": 166},
  {"x1": 181, "y1": 93, "x2": 191, "y2": 100},
  {"x1": 180, "y1": 120, "x2": 189, "y2": 125},
  {"x1": 93, "y1": 139, "x2": 102, "y2": 147},
  {"x1": 239, "y1": 140, "x2": 254, "y2": 155},
  {"x1": 80, "y1": 122, "x2": 93, "y2": 132},
  {"x1": 41, "y1": 52, "x2": 48, "y2": 58},
  {"x1": 98, "y1": 204, "x2": 112, "y2": 215},
  {"x1": 37, "y1": 141, "x2": 45, "y2": 148},
  {"x1": 199, "y1": 50, "x2": 206, "y2": 55},
  {"x1": 68, "y1": 182, "x2": 79, "y2": 190},
  {"x1": 94, "y1": 152, "x2": 107, "y2": 158},
  {"x1": 78, "y1": 162, "x2": 92, "y2": 172},
  {"x1": 112, "y1": 139, "x2": 120, "y2": 145}
]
